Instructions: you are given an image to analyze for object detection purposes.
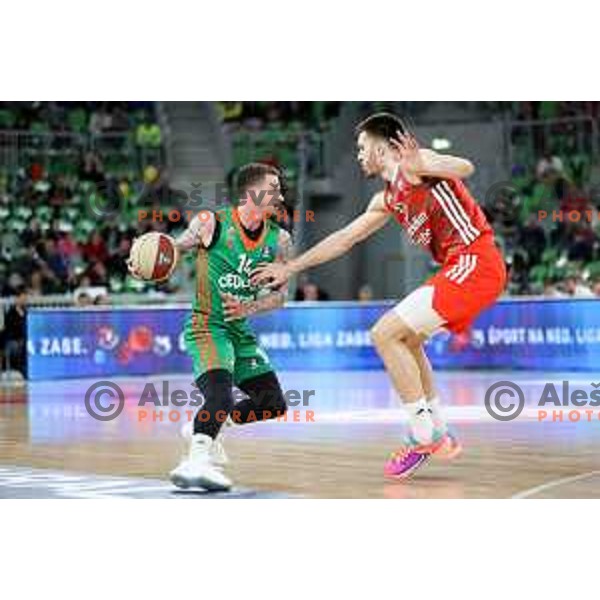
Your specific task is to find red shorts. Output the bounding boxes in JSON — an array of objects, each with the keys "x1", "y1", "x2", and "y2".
[{"x1": 394, "y1": 236, "x2": 507, "y2": 336}]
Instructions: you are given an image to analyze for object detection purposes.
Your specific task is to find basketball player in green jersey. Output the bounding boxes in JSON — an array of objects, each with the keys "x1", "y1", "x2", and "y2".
[{"x1": 169, "y1": 163, "x2": 292, "y2": 491}]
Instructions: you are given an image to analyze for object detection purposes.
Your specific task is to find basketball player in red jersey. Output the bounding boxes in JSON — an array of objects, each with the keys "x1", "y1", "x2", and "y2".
[{"x1": 251, "y1": 113, "x2": 507, "y2": 479}]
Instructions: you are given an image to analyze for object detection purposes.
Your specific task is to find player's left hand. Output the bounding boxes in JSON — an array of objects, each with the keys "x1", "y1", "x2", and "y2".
[
  {"x1": 221, "y1": 292, "x2": 249, "y2": 321},
  {"x1": 390, "y1": 130, "x2": 424, "y2": 176},
  {"x1": 126, "y1": 250, "x2": 143, "y2": 280},
  {"x1": 251, "y1": 262, "x2": 291, "y2": 289}
]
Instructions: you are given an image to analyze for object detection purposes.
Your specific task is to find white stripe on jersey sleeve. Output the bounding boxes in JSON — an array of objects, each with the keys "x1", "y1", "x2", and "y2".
[{"x1": 432, "y1": 186, "x2": 474, "y2": 244}]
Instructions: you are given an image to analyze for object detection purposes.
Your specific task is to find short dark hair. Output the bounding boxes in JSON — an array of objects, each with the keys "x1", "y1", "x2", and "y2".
[
  {"x1": 355, "y1": 112, "x2": 408, "y2": 142},
  {"x1": 235, "y1": 162, "x2": 280, "y2": 197}
]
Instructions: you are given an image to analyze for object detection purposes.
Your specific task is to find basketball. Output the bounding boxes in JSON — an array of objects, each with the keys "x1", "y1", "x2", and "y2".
[{"x1": 128, "y1": 232, "x2": 178, "y2": 282}]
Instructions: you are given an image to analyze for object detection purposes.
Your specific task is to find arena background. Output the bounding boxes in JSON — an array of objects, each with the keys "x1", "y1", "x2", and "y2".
[{"x1": 1, "y1": 101, "x2": 600, "y2": 499}]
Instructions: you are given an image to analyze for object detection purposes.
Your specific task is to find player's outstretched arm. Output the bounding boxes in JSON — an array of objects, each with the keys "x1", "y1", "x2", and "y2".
[
  {"x1": 251, "y1": 194, "x2": 389, "y2": 289},
  {"x1": 391, "y1": 131, "x2": 475, "y2": 180},
  {"x1": 222, "y1": 229, "x2": 292, "y2": 321},
  {"x1": 417, "y1": 149, "x2": 475, "y2": 179}
]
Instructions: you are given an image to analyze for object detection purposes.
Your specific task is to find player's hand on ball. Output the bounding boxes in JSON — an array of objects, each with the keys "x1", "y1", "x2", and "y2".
[
  {"x1": 221, "y1": 293, "x2": 248, "y2": 321},
  {"x1": 251, "y1": 262, "x2": 291, "y2": 289},
  {"x1": 127, "y1": 260, "x2": 142, "y2": 279},
  {"x1": 126, "y1": 241, "x2": 143, "y2": 280}
]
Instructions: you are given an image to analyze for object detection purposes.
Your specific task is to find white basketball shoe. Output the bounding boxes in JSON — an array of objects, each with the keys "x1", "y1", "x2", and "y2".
[
  {"x1": 181, "y1": 420, "x2": 229, "y2": 467},
  {"x1": 169, "y1": 433, "x2": 232, "y2": 491}
]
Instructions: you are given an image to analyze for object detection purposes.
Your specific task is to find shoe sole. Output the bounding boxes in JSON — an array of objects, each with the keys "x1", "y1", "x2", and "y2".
[
  {"x1": 384, "y1": 454, "x2": 430, "y2": 481},
  {"x1": 433, "y1": 443, "x2": 462, "y2": 461},
  {"x1": 431, "y1": 436, "x2": 463, "y2": 461},
  {"x1": 169, "y1": 472, "x2": 232, "y2": 492}
]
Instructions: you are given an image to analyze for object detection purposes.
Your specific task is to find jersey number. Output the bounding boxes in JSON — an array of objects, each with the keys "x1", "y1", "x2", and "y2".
[{"x1": 236, "y1": 253, "x2": 253, "y2": 277}]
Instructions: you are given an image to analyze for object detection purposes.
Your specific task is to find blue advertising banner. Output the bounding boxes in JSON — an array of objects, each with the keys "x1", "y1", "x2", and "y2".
[{"x1": 27, "y1": 299, "x2": 600, "y2": 380}]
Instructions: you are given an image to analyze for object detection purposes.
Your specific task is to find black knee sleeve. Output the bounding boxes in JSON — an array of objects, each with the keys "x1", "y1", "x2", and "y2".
[
  {"x1": 233, "y1": 371, "x2": 287, "y2": 424},
  {"x1": 194, "y1": 369, "x2": 234, "y2": 438}
]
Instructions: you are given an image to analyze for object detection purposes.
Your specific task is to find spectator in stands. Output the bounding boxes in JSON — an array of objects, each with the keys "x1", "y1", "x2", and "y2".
[
  {"x1": 89, "y1": 104, "x2": 113, "y2": 135},
  {"x1": 86, "y1": 260, "x2": 109, "y2": 286},
  {"x1": 219, "y1": 102, "x2": 243, "y2": 123},
  {"x1": 543, "y1": 279, "x2": 566, "y2": 298},
  {"x1": 74, "y1": 284, "x2": 109, "y2": 306},
  {"x1": 563, "y1": 275, "x2": 594, "y2": 298},
  {"x1": 518, "y1": 215, "x2": 546, "y2": 267},
  {"x1": 4, "y1": 287, "x2": 28, "y2": 378},
  {"x1": 57, "y1": 229, "x2": 79, "y2": 262},
  {"x1": 41, "y1": 237, "x2": 69, "y2": 281},
  {"x1": 135, "y1": 114, "x2": 162, "y2": 148},
  {"x1": 357, "y1": 284, "x2": 374, "y2": 302},
  {"x1": 81, "y1": 231, "x2": 109, "y2": 264},
  {"x1": 295, "y1": 278, "x2": 329, "y2": 301},
  {"x1": 74, "y1": 290, "x2": 93, "y2": 306},
  {"x1": 109, "y1": 237, "x2": 132, "y2": 280},
  {"x1": 592, "y1": 279, "x2": 600, "y2": 297},
  {"x1": 29, "y1": 270, "x2": 46, "y2": 297},
  {"x1": 109, "y1": 105, "x2": 129, "y2": 132},
  {"x1": 79, "y1": 152, "x2": 105, "y2": 185},
  {"x1": 567, "y1": 221, "x2": 596, "y2": 263},
  {"x1": 22, "y1": 219, "x2": 43, "y2": 249}
]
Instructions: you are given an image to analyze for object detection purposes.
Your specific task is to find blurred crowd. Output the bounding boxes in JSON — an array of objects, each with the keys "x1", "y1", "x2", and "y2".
[
  {"x1": 487, "y1": 102, "x2": 600, "y2": 297},
  {"x1": 3, "y1": 101, "x2": 600, "y2": 306},
  {"x1": 511, "y1": 101, "x2": 600, "y2": 122},
  {"x1": 0, "y1": 162, "x2": 177, "y2": 300},
  {"x1": 0, "y1": 101, "x2": 161, "y2": 147},
  {"x1": 0, "y1": 102, "x2": 167, "y2": 306},
  {"x1": 219, "y1": 101, "x2": 342, "y2": 179}
]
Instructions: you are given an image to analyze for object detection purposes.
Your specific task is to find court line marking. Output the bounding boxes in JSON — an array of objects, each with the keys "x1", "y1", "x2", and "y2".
[
  {"x1": 0, "y1": 465, "x2": 299, "y2": 499},
  {"x1": 511, "y1": 470, "x2": 600, "y2": 499}
]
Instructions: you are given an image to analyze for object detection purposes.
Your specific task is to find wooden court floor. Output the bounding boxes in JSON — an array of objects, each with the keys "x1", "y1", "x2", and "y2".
[{"x1": 1, "y1": 370, "x2": 600, "y2": 498}]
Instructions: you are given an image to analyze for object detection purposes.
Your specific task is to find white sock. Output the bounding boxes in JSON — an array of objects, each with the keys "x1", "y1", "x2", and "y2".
[
  {"x1": 427, "y1": 396, "x2": 447, "y2": 434},
  {"x1": 406, "y1": 398, "x2": 435, "y2": 445}
]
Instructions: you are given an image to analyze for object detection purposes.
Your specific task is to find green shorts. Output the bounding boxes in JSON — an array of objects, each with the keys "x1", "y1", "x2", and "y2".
[{"x1": 184, "y1": 315, "x2": 274, "y2": 385}]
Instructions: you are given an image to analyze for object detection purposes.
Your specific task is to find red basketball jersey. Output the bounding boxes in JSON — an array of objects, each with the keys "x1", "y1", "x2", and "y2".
[{"x1": 383, "y1": 169, "x2": 494, "y2": 264}]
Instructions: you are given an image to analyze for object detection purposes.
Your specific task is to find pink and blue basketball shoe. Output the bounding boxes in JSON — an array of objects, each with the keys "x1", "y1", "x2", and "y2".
[{"x1": 384, "y1": 430, "x2": 462, "y2": 480}]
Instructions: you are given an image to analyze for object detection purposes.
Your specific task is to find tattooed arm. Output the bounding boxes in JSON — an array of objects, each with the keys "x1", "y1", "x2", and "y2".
[
  {"x1": 175, "y1": 212, "x2": 216, "y2": 250},
  {"x1": 221, "y1": 229, "x2": 292, "y2": 321}
]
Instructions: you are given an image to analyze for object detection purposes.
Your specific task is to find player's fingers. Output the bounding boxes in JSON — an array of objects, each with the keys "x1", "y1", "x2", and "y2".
[
  {"x1": 220, "y1": 294, "x2": 235, "y2": 306},
  {"x1": 264, "y1": 278, "x2": 281, "y2": 290},
  {"x1": 250, "y1": 267, "x2": 270, "y2": 285},
  {"x1": 408, "y1": 134, "x2": 419, "y2": 150},
  {"x1": 390, "y1": 139, "x2": 406, "y2": 155},
  {"x1": 389, "y1": 137, "x2": 402, "y2": 149},
  {"x1": 126, "y1": 258, "x2": 142, "y2": 279},
  {"x1": 251, "y1": 264, "x2": 269, "y2": 275},
  {"x1": 396, "y1": 130, "x2": 408, "y2": 145},
  {"x1": 222, "y1": 305, "x2": 240, "y2": 321}
]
